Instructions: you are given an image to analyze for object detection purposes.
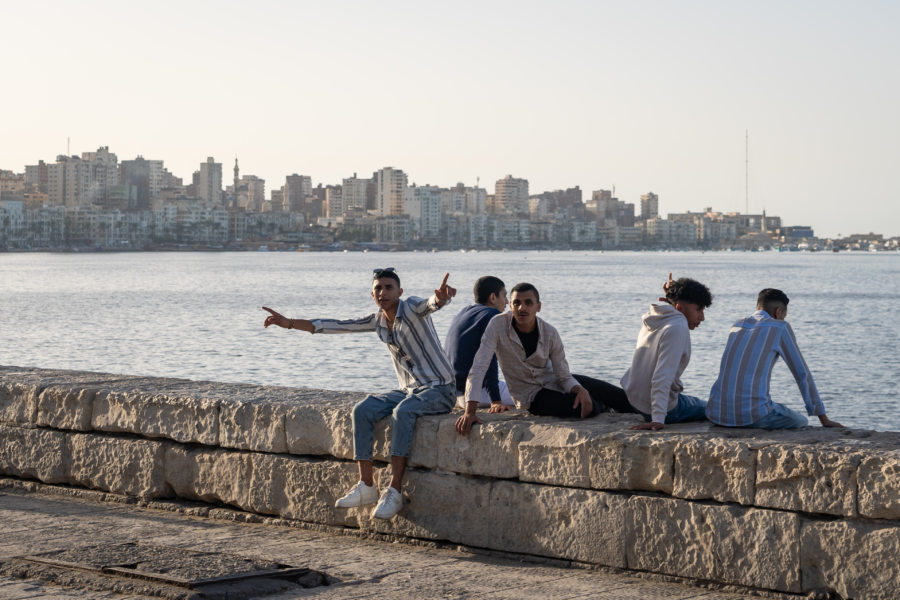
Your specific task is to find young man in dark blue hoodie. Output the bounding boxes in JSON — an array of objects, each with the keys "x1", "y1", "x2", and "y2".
[{"x1": 444, "y1": 276, "x2": 513, "y2": 419}]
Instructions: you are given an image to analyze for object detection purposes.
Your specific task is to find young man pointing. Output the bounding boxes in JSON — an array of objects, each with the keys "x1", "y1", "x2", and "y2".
[{"x1": 263, "y1": 268, "x2": 456, "y2": 519}]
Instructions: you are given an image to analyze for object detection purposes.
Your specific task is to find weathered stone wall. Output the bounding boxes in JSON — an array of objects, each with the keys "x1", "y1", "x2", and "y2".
[{"x1": 2, "y1": 366, "x2": 899, "y2": 599}]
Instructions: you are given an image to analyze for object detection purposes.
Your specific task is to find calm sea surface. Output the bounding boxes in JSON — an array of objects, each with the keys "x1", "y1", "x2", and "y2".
[{"x1": 2, "y1": 250, "x2": 898, "y2": 431}]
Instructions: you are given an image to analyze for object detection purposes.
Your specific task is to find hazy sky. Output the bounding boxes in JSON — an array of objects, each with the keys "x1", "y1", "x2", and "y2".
[{"x1": 3, "y1": 1, "x2": 898, "y2": 237}]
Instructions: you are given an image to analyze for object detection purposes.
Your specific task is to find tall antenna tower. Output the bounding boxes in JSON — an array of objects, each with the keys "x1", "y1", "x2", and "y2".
[{"x1": 745, "y1": 130, "x2": 749, "y2": 214}]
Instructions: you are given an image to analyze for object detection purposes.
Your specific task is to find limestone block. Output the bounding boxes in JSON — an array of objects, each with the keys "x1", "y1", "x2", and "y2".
[
  {"x1": 284, "y1": 397, "x2": 359, "y2": 458},
  {"x1": 0, "y1": 381, "x2": 39, "y2": 425},
  {"x1": 365, "y1": 469, "x2": 496, "y2": 547},
  {"x1": 433, "y1": 416, "x2": 523, "y2": 478},
  {"x1": 245, "y1": 453, "x2": 373, "y2": 527},
  {"x1": 519, "y1": 425, "x2": 592, "y2": 488},
  {"x1": 755, "y1": 445, "x2": 861, "y2": 517},
  {"x1": 284, "y1": 394, "x2": 442, "y2": 465},
  {"x1": 91, "y1": 389, "x2": 220, "y2": 445},
  {"x1": 858, "y1": 452, "x2": 900, "y2": 519},
  {"x1": 673, "y1": 438, "x2": 755, "y2": 505},
  {"x1": 627, "y1": 496, "x2": 800, "y2": 592},
  {"x1": 801, "y1": 518, "x2": 900, "y2": 600},
  {"x1": 218, "y1": 399, "x2": 289, "y2": 454},
  {"x1": 485, "y1": 480, "x2": 628, "y2": 567},
  {"x1": 407, "y1": 415, "x2": 441, "y2": 469},
  {"x1": 590, "y1": 432, "x2": 675, "y2": 493},
  {"x1": 164, "y1": 446, "x2": 253, "y2": 508},
  {"x1": 35, "y1": 385, "x2": 97, "y2": 431},
  {"x1": 0, "y1": 424, "x2": 68, "y2": 483},
  {"x1": 67, "y1": 433, "x2": 171, "y2": 498}
]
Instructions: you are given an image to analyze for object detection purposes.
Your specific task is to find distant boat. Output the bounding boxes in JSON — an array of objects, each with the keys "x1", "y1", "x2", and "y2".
[{"x1": 258, "y1": 245, "x2": 269, "y2": 252}]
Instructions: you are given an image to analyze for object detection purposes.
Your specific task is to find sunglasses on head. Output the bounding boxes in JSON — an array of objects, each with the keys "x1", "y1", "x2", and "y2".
[{"x1": 372, "y1": 267, "x2": 396, "y2": 276}]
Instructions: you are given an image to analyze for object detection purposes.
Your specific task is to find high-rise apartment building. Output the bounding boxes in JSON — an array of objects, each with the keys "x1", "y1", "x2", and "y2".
[
  {"x1": 641, "y1": 192, "x2": 659, "y2": 221},
  {"x1": 24, "y1": 161, "x2": 49, "y2": 193},
  {"x1": 47, "y1": 147, "x2": 119, "y2": 208},
  {"x1": 375, "y1": 167, "x2": 407, "y2": 217},
  {"x1": 465, "y1": 186, "x2": 486, "y2": 214},
  {"x1": 587, "y1": 190, "x2": 634, "y2": 227},
  {"x1": 284, "y1": 174, "x2": 312, "y2": 213},
  {"x1": 341, "y1": 174, "x2": 370, "y2": 214},
  {"x1": 404, "y1": 185, "x2": 443, "y2": 239},
  {"x1": 325, "y1": 185, "x2": 343, "y2": 218},
  {"x1": 243, "y1": 176, "x2": 266, "y2": 212},
  {"x1": 197, "y1": 157, "x2": 223, "y2": 205},
  {"x1": 494, "y1": 175, "x2": 529, "y2": 215},
  {"x1": 120, "y1": 156, "x2": 166, "y2": 210}
]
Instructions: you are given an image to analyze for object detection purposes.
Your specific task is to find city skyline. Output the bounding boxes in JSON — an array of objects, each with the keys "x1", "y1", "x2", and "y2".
[{"x1": 2, "y1": 1, "x2": 898, "y2": 237}]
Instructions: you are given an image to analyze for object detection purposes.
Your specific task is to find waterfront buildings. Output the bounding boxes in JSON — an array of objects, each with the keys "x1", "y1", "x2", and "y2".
[{"x1": 2, "y1": 144, "x2": 893, "y2": 252}]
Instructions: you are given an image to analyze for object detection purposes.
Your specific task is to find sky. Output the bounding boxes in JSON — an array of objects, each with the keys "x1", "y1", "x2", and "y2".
[{"x1": 2, "y1": 0, "x2": 898, "y2": 237}]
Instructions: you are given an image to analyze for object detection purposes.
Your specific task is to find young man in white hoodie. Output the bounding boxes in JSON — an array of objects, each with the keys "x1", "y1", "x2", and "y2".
[{"x1": 620, "y1": 277, "x2": 713, "y2": 431}]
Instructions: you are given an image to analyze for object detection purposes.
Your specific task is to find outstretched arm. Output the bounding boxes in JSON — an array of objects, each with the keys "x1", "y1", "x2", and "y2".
[{"x1": 262, "y1": 306, "x2": 314, "y2": 333}]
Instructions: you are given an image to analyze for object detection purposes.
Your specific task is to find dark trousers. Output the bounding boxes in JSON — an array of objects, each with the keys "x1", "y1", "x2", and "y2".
[{"x1": 528, "y1": 374, "x2": 636, "y2": 418}]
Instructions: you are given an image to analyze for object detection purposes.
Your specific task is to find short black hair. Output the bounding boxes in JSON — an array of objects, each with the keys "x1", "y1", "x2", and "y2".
[
  {"x1": 510, "y1": 282, "x2": 540, "y2": 302},
  {"x1": 474, "y1": 276, "x2": 505, "y2": 304},
  {"x1": 372, "y1": 269, "x2": 401, "y2": 286},
  {"x1": 757, "y1": 288, "x2": 789, "y2": 314},
  {"x1": 666, "y1": 278, "x2": 712, "y2": 308}
]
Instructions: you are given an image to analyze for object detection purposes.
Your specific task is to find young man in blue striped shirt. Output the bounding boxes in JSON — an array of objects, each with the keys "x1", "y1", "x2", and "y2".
[
  {"x1": 262, "y1": 269, "x2": 457, "y2": 519},
  {"x1": 706, "y1": 288, "x2": 844, "y2": 429}
]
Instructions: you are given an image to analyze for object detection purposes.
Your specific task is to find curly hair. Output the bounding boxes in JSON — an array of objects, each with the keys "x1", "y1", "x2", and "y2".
[{"x1": 665, "y1": 278, "x2": 713, "y2": 308}]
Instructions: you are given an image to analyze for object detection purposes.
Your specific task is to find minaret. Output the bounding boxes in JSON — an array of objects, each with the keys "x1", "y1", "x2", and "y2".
[{"x1": 233, "y1": 158, "x2": 239, "y2": 209}]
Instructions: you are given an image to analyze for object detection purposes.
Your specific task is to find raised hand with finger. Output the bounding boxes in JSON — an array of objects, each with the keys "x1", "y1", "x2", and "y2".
[{"x1": 434, "y1": 272, "x2": 457, "y2": 306}]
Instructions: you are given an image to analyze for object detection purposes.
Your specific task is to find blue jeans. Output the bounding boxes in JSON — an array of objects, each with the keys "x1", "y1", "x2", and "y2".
[
  {"x1": 352, "y1": 384, "x2": 455, "y2": 460},
  {"x1": 641, "y1": 393, "x2": 708, "y2": 424},
  {"x1": 747, "y1": 402, "x2": 808, "y2": 429}
]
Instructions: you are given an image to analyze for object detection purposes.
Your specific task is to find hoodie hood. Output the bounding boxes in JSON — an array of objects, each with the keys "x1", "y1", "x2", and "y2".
[{"x1": 642, "y1": 302, "x2": 686, "y2": 332}]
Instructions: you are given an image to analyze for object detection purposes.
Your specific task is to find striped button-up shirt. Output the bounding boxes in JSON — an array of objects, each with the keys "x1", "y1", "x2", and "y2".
[
  {"x1": 310, "y1": 295, "x2": 453, "y2": 392},
  {"x1": 707, "y1": 309, "x2": 826, "y2": 426}
]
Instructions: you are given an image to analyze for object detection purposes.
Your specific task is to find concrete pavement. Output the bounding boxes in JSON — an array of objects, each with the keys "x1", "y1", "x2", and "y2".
[{"x1": 0, "y1": 482, "x2": 786, "y2": 599}]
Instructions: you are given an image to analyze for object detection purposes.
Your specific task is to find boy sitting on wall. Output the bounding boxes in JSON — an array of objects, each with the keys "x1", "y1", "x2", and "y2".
[{"x1": 263, "y1": 268, "x2": 456, "y2": 519}]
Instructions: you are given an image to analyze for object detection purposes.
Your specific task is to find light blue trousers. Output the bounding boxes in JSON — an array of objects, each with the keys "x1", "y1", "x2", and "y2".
[
  {"x1": 747, "y1": 402, "x2": 809, "y2": 429},
  {"x1": 640, "y1": 393, "x2": 709, "y2": 424},
  {"x1": 352, "y1": 384, "x2": 455, "y2": 460}
]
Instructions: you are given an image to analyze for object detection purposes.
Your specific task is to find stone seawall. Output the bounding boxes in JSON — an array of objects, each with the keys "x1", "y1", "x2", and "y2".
[{"x1": 1, "y1": 366, "x2": 898, "y2": 599}]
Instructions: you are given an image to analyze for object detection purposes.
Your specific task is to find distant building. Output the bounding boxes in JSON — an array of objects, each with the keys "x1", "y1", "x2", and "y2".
[
  {"x1": 403, "y1": 185, "x2": 442, "y2": 240},
  {"x1": 24, "y1": 161, "x2": 49, "y2": 194},
  {"x1": 325, "y1": 185, "x2": 343, "y2": 218},
  {"x1": 242, "y1": 175, "x2": 266, "y2": 212},
  {"x1": 494, "y1": 175, "x2": 529, "y2": 216},
  {"x1": 375, "y1": 214, "x2": 411, "y2": 243},
  {"x1": 284, "y1": 174, "x2": 312, "y2": 213},
  {"x1": 47, "y1": 147, "x2": 119, "y2": 208},
  {"x1": 341, "y1": 174, "x2": 371, "y2": 214},
  {"x1": 586, "y1": 190, "x2": 634, "y2": 227},
  {"x1": 640, "y1": 192, "x2": 659, "y2": 221},
  {"x1": 120, "y1": 156, "x2": 166, "y2": 210},
  {"x1": 197, "y1": 157, "x2": 222, "y2": 205},
  {"x1": 375, "y1": 167, "x2": 407, "y2": 217}
]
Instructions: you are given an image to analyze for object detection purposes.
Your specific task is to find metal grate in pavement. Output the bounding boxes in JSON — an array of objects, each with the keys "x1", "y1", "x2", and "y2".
[{"x1": 5, "y1": 542, "x2": 335, "y2": 599}]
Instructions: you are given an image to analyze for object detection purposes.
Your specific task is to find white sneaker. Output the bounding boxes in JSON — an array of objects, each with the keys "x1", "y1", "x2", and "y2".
[
  {"x1": 334, "y1": 481, "x2": 379, "y2": 508},
  {"x1": 372, "y1": 487, "x2": 403, "y2": 520}
]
